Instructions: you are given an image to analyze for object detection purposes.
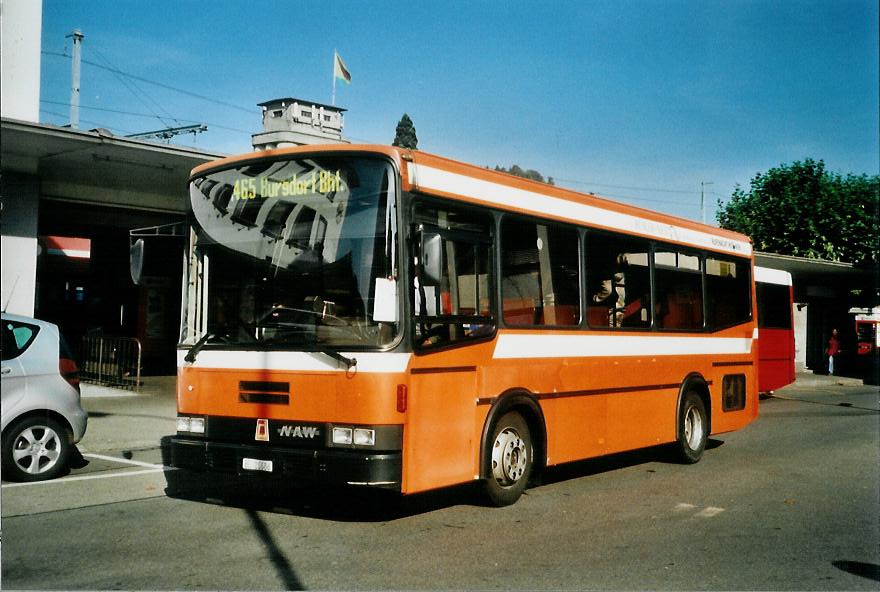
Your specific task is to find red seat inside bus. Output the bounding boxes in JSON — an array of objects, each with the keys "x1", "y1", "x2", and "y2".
[{"x1": 503, "y1": 300, "x2": 579, "y2": 326}]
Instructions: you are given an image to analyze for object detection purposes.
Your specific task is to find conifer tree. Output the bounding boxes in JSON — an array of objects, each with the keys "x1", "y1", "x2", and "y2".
[{"x1": 392, "y1": 113, "x2": 418, "y2": 150}]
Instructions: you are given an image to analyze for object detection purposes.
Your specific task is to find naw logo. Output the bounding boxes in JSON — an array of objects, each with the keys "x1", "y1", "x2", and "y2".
[{"x1": 278, "y1": 425, "x2": 320, "y2": 439}]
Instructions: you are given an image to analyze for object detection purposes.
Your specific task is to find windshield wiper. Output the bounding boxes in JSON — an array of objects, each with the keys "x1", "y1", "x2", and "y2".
[
  {"x1": 184, "y1": 332, "x2": 215, "y2": 363},
  {"x1": 315, "y1": 346, "x2": 357, "y2": 370}
]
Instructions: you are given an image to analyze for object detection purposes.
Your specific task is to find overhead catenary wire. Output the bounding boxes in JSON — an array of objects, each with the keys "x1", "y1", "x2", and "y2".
[
  {"x1": 42, "y1": 50, "x2": 253, "y2": 114},
  {"x1": 554, "y1": 177, "x2": 702, "y2": 195},
  {"x1": 39, "y1": 108, "x2": 137, "y2": 135},
  {"x1": 40, "y1": 100, "x2": 254, "y2": 135},
  {"x1": 89, "y1": 45, "x2": 181, "y2": 129}
]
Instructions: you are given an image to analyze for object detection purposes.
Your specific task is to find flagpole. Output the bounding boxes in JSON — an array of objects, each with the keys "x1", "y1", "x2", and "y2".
[{"x1": 332, "y1": 50, "x2": 337, "y2": 106}]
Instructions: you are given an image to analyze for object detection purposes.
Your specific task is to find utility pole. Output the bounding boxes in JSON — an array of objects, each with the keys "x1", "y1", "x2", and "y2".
[
  {"x1": 700, "y1": 181, "x2": 714, "y2": 224},
  {"x1": 66, "y1": 29, "x2": 84, "y2": 129}
]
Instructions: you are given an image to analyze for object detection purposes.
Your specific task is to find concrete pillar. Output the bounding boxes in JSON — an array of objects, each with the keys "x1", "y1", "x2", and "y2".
[
  {"x1": 1, "y1": 173, "x2": 40, "y2": 316},
  {"x1": 0, "y1": 0, "x2": 42, "y2": 122},
  {"x1": 794, "y1": 302, "x2": 808, "y2": 372}
]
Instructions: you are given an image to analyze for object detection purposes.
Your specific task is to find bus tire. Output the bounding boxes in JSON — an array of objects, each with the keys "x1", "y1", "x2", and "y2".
[
  {"x1": 674, "y1": 391, "x2": 708, "y2": 464},
  {"x1": 482, "y1": 411, "x2": 533, "y2": 506}
]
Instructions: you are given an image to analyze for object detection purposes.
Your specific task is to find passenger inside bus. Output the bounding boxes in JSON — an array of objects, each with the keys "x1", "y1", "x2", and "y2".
[
  {"x1": 589, "y1": 251, "x2": 633, "y2": 327},
  {"x1": 588, "y1": 251, "x2": 651, "y2": 329}
]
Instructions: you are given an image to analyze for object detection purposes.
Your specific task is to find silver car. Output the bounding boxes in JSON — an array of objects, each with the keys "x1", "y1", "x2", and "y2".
[{"x1": 2, "y1": 313, "x2": 88, "y2": 481}]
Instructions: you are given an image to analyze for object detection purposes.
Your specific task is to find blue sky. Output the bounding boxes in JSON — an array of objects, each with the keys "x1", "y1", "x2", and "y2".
[{"x1": 40, "y1": 0, "x2": 878, "y2": 222}]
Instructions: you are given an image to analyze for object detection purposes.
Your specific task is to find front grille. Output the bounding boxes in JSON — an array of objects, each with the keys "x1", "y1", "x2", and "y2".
[{"x1": 239, "y1": 381, "x2": 290, "y2": 405}]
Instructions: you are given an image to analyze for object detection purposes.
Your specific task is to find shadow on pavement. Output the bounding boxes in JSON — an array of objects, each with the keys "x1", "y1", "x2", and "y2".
[
  {"x1": 832, "y1": 560, "x2": 880, "y2": 583},
  {"x1": 159, "y1": 437, "x2": 722, "y2": 520},
  {"x1": 539, "y1": 439, "x2": 724, "y2": 487},
  {"x1": 246, "y1": 509, "x2": 306, "y2": 590}
]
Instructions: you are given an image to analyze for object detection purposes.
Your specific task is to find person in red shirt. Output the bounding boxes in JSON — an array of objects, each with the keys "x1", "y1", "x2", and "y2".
[{"x1": 826, "y1": 328, "x2": 841, "y2": 375}]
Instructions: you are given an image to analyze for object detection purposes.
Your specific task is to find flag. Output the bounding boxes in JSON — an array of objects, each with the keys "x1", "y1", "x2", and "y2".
[{"x1": 334, "y1": 52, "x2": 351, "y2": 85}]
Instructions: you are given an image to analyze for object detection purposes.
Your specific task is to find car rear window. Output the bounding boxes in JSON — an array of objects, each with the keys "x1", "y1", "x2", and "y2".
[{"x1": 1, "y1": 320, "x2": 40, "y2": 361}]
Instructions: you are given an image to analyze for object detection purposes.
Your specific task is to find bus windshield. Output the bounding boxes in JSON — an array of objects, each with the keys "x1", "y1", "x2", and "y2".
[{"x1": 181, "y1": 155, "x2": 398, "y2": 350}]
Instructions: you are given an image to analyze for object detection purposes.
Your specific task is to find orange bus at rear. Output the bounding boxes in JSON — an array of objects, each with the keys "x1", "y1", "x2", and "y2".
[{"x1": 166, "y1": 144, "x2": 758, "y2": 506}]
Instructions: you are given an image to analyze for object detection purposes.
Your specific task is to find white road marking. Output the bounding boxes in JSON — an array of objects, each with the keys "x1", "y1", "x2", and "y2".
[
  {"x1": 675, "y1": 503, "x2": 726, "y2": 518},
  {"x1": 1, "y1": 467, "x2": 168, "y2": 489},
  {"x1": 83, "y1": 453, "x2": 165, "y2": 470},
  {"x1": 2, "y1": 453, "x2": 172, "y2": 489},
  {"x1": 694, "y1": 506, "x2": 726, "y2": 518}
]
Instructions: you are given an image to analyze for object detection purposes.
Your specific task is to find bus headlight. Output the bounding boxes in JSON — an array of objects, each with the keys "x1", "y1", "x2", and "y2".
[
  {"x1": 327, "y1": 424, "x2": 402, "y2": 449},
  {"x1": 177, "y1": 416, "x2": 205, "y2": 435},
  {"x1": 332, "y1": 427, "x2": 376, "y2": 446},
  {"x1": 332, "y1": 427, "x2": 353, "y2": 445},
  {"x1": 353, "y1": 428, "x2": 376, "y2": 446}
]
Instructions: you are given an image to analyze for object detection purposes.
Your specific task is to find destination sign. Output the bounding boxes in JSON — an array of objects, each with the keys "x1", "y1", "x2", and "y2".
[{"x1": 232, "y1": 170, "x2": 346, "y2": 200}]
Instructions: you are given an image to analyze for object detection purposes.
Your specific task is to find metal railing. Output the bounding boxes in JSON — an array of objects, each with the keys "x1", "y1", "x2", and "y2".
[{"x1": 80, "y1": 335, "x2": 142, "y2": 392}]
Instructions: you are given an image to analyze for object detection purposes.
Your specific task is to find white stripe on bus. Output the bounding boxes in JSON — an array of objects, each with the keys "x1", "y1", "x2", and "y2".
[
  {"x1": 178, "y1": 350, "x2": 412, "y2": 372},
  {"x1": 408, "y1": 163, "x2": 753, "y2": 257},
  {"x1": 492, "y1": 333, "x2": 755, "y2": 359}
]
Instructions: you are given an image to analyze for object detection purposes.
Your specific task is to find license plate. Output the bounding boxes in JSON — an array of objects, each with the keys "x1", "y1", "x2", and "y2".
[{"x1": 242, "y1": 458, "x2": 273, "y2": 472}]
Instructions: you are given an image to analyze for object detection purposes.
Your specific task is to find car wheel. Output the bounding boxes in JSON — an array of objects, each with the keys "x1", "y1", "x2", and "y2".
[
  {"x1": 482, "y1": 411, "x2": 533, "y2": 506},
  {"x1": 2, "y1": 416, "x2": 72, "y2": 482},
  {"x1": 673, "y1": 391, "x2": 708, "y2": 464}
]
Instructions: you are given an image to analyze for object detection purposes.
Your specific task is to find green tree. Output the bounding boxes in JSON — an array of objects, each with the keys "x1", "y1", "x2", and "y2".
[
  {"x1": 493, "y1": 164, "x2": 555, "y2": 186},
  {"x1": 392, "y1": 113, "x2": 418, "y2": 150},
  {"x1": 717, "y1": 159, "x2": 879, "y2": 264}
]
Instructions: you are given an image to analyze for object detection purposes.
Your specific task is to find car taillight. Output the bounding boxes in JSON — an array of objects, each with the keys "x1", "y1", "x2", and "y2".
[{"x1": 60, "y1": 357, "x2": 81, "y2": 393}]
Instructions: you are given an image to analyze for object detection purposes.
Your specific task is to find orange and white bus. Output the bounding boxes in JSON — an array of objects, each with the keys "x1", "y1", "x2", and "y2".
[{"x1": 166, "y1": 144, "x2": 758, "y2": 506}]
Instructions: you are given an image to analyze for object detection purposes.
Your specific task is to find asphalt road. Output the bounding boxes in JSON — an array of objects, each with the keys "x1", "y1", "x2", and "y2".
[{"x1": 2, "y1": 376, "x2": 878, "y2": 590}]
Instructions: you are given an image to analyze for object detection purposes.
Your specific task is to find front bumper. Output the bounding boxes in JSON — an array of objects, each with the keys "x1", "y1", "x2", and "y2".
[{"x1": 169, "y1": 436, "x2": 402, "y2": 490}]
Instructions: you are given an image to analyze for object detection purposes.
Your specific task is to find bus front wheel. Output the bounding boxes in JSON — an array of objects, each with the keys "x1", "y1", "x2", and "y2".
[
  {"x1": 674, "y1": 391, "x2": 708, "y2": 464},
  {"x1": 482, "y1": 411, "x2": 533, "y2": 506}
]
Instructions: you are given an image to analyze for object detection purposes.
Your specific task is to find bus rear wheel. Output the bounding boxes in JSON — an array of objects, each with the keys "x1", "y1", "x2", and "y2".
[
  {"x1": 482, "y1": 411, "x2": 533, "y2": 506},
  {"x1": 674, "y1": 391, "x2": 708, "y2": 464}
]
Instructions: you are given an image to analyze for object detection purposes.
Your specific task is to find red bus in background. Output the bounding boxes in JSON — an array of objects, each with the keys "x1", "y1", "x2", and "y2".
[
  {"x1": 854, "y1": 312, "x2": 880, "y2": 386},
  {"x1": 855, "y1": 315, "x2": 879, "y2": 357},
  {"x1": 755, "y1": 266, "x2": 795, "y2": 394}
]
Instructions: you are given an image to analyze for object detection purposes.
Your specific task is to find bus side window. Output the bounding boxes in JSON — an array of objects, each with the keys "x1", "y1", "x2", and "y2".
[
  {"x1": 500, "y1": 217, "x2": 580, "y2": 327},
  {"x1": 411, "y1": 202, "x2": 494, "y2": 349},
  {"x1": 585, "y1": 233, "x2": 651, "y2": 329},
  {"x1": 706, "y1": 257, "x2": 751, "y2": 329},
  {"x1": 756, "y1": 282, "x2": 792, "y2": 329},
  {"x1": 654, "y1": 249, "x2": 703, "y2": 331}
]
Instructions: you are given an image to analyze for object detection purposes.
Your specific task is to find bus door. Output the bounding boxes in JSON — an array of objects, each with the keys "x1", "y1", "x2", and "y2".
[{"x1": 404, "y1": 211, "x2": 494, "y2": 493}]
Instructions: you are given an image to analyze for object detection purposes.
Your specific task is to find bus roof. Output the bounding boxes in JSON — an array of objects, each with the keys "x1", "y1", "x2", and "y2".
[{"x1": 190, "y1": 143, "x2": 753, "y2": 258}]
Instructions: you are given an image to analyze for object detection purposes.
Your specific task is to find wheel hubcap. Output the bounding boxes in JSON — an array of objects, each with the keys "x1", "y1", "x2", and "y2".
[
  {"x1": 12, "y1": 426, "x2": 62, "y2": 475},
  {"x1": 491, "y1": 427, "x2": 527, "y2": 486},
  {"x1": 684, "y1": 405, "x2": 704, "y2": 450}
]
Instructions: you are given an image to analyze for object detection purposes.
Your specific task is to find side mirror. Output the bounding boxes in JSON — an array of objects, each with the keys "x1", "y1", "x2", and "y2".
[
  {"x1": 420, "y1": 230, "x2": 443, "y2": 286},
  {"x1": 130, "y1": 239, "x2": 145, "y2": 285}
]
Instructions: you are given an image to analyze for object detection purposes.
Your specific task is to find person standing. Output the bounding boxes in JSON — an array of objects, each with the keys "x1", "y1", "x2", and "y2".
[{"x1": 826, "y1": 328, "x2": 841, "y2": 375}]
